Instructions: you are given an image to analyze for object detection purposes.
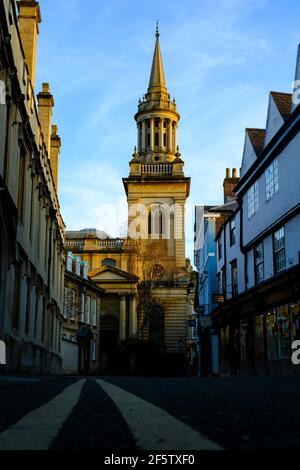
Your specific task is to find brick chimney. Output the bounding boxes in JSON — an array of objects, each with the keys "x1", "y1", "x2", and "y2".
[
  {"x1": 17, "y1": 1, "x2": 41, "y2": 88},
  {"x1": 223, "y1": 168, "x2": 239, "y2": 203},
  {"x1": 37, "y1": 83, "x2": 54, "y2": 157},
  {"x1": 50, "y1": 125, "x2": 61, "y2": 191}
]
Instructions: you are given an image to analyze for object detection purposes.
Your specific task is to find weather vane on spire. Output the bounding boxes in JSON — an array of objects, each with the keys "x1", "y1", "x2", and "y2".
[{"x1": 156, "y1": 20, "x2": 159, "y2": 38}]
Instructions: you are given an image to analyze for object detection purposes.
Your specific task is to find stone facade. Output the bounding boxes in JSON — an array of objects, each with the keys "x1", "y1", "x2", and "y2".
[
  {"x1": 0, "y1": 0, "x2": 65, "y2": 374},
  {"x1": 66, "y1": 27, "x2": 194, "y2": 374}
]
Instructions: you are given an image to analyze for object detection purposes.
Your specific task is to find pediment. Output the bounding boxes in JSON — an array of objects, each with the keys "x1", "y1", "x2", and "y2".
[
  {"x1": 92, "y1": 271, "x2": 130, "y2": 281},
  {"x1": 89, "y1": 266, "x2": 139, "y2": 283}
]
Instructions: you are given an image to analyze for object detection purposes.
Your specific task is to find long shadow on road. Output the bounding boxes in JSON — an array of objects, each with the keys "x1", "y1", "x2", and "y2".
[{"x1": 101, "y1": 375, "x2": 300, "y2": 450}]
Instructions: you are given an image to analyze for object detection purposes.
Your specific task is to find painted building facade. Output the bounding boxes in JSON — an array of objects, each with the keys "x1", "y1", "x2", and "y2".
[
  {"x1": 212, "y1": 47, "x2": 300, "y2": 376},
  {"x1": 0, "y1": 0, "x2": 65, "y2": 374},
  {"x1": 194, "y1": 170, "x2": 239, "y2": 375}
]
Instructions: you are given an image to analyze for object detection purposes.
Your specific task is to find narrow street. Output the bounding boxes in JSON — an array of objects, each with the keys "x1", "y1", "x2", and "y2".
[{"x1": 0, "y1": 375, "x2": 299, "y2": 450}]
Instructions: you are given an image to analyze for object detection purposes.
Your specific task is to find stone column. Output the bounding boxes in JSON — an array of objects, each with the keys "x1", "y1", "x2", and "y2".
[
  {"x1": 167, "y1": 120, "x2": 172, "y2": 152},
  {"x1": 173, "y1": 121, "x2": 177, "y2": 153},
  {"x1": 137, "y1": 123, "x2": 141, "y2": 152},
  {"x1": 174, "y1": 122, "x2": 177, "y2": 153},
  {"x1": 150, "y1": 117, "x2": 155, "y2": 150},
  {"x1": 160, "y1": 118, "x2": 164, "y2": 150},
  {"x1": 119, "y1": 295, "x2": 126, "y2": 341},
  {"x1": 129, "y1": 296, "x2": 137, "y2": 338},
  {"x1": 142, "y1": 120, "x2": 146, "y2": 151}
]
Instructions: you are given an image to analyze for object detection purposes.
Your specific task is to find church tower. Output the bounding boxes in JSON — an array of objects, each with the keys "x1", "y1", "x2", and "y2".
[
  {"x1": 123, "y1": 24, "x2": 191, "y2": 280},
  {"x1": 123, "y1": 25, "x2": 193, "y2": 354},
  {"x1": 66, "y1": 25, "x2": 195, "y2": 364}
]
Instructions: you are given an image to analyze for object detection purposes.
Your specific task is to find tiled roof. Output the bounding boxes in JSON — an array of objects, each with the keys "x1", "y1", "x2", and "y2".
[
  {"x1": 210, "y1": 201, "x2": 238, "y2": 212},
  {"x1": 271, "y1": 91, "x2": 292, "y2": 121},
  {"x1": 246, "y1": 128, "x2": 266, "y2": 156}
]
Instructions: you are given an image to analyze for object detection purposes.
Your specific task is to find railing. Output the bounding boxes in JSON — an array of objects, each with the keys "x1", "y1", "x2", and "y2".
[
  {"x1": 96, "y1": 238, "x2": 124, "y2": 250},
  {"x1": 141, "y1": 164, "x2": 172, "y2": 176},
  {"x1": 65, "y1": 240, "x2": 84, "y2": 249}
]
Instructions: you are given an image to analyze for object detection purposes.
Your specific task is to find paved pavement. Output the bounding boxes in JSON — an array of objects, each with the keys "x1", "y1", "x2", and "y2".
[{"x1": 0, "y1": 375, "x2": 299, "y2": 450}]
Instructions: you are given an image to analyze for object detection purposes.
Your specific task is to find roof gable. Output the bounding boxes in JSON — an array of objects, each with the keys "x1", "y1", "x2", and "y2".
[
  {"x1": 271, "y1": 92, "x2": 292, "y2": 121},
  {"x1": 241, "y1": 130, "x2": 262, "y2": 176},
  {"x1": 89, "y1": 266, "x2": 139, "y2": 282},
  {"x1": 265, "y1": 92, "x2": 287, "y2": 146}
]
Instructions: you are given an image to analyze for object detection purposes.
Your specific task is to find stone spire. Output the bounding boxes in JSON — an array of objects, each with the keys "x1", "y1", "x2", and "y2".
[
  {"x1": 148, "y1": 22, "x2": 167, "y2": 95},
  {"x1": 133, "y1": 24, "x2": 181, "y2": 167}
]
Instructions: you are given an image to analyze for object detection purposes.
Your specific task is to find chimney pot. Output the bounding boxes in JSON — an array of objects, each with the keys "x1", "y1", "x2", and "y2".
[
  {"x1": 226, "y1": 168, "x2": 231, "y2": 178},
  {"x1": 232, "y1": 168, "x2": 238, "y2": 178}
]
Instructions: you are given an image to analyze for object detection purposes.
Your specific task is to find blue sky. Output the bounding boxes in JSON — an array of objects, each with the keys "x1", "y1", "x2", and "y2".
[{"x1": 35, "y1": 0, "x2": 300, "y2": 263}]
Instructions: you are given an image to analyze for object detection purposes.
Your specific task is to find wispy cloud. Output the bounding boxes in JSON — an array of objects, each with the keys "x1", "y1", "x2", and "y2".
[{"x1": 35, "y1": 0, "x2": 299, "y2": 263}]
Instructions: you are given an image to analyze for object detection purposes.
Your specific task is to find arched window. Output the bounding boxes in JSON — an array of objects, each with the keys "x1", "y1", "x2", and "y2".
[
  {"x1": 102, "y1": 258, "x2": 117, "y2": 268},
  {"x1": 148, "y1": 203, "x2": 170, "y2": 238},
  {"x1": 148, "y1": 204, "x2": 163, "y2": 237}
]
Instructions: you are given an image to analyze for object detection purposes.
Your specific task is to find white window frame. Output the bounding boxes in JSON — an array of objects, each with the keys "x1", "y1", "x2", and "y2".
[
  {"x1": 247, "y1": 182, "x2": 259, "y2": 219},
  {"x1": 80, "y1": 293, "x2": 85, "y2": 322},
  {"x1": 265, "y1": 158, "x2": 279, "y2": 201},
  {"x1": 273, "y1": 227, "x2": 286, "y2": 274},
  {"x1": 86, "y1": 296, "x2": 91, "y2": 324},
  {"x1": 70, "y1": 289, "x2": 75, "y2": 320},
  {"x1": 93, "y1": 298, "x2": 97, "y2": 326},
  {"x1": 254, "y1": 242, "x2": 264, "y2": 284},
  {"x1": 63, "y1": 287, "x2": 68, "y2": 318}
]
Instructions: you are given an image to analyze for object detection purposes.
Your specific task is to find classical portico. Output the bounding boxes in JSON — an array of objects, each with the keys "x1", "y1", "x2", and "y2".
[{"x1": 89, "y1": 265, "x2": 139, "y2": 343}]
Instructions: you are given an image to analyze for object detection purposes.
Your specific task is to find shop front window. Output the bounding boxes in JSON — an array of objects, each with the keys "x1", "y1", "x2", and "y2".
[
  {"x1": 221, "y1": 326, "x2": 230, "y2": 363},
  {"x1": 291, "y1": 302, "x2": 300, "y2": 340},
  {"x1": 277, "y1": 305, "x2": 290, "y2": 359},
  {"x1": 255, "y1": 315, "x2": 264, "y2": 361},
  {"x1": 266, "y1": 311, "x2": 278, "y2": 360},
  {"x1": 266, "y1": 306, "x2": 291, "y2": 360},
  {"x1": 240, "y1": 319, "x2": 249, "y2": 361}
]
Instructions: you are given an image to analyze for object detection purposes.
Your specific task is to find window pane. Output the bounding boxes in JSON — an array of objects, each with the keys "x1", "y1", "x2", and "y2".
[
  {"x1": 266, "y1": 311, "x2": 278, "y2": 360},
  {"x1": 277, "y1": 306, "x2": 290, "y2": 359},
  {"x1": 255, "y1": 315, "x2": 264, "y2": 361}
]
